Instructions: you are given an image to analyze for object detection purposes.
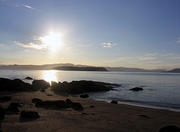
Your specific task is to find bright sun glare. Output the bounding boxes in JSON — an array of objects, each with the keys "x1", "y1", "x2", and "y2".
[
  {"x1": 43, "y1": 70, "x2": 57, "y2": 83},
  {"x1": 40, "y1": 32, "x2": 64, "y2": 52}
]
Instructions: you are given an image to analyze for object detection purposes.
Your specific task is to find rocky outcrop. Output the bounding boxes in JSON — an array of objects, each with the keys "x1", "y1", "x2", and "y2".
[
  {"x1": 51, "y1": 80, "x2": 120, "y2": 95},
  {"x1": 0, "y1": 78, "x2": 32, "y2": 92}
]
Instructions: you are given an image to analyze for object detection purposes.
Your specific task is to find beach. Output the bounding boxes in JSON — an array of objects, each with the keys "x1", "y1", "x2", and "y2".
[{"x1": 1, "y1": 90, "x2": 180, "y2": 132}]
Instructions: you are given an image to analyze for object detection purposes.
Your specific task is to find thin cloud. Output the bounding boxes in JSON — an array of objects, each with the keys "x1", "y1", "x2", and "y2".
[
  {"x1": 102, "y1": 42, "x2": 116, "y2": 48},
  {"x1": 22, "y1": 4, "x2": 34, "y2": 10}
]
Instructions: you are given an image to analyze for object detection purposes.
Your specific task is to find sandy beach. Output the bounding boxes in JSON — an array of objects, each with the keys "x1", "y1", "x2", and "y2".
[{"x1": 1, "y1": 90, "x2": 180, "y2": 132}]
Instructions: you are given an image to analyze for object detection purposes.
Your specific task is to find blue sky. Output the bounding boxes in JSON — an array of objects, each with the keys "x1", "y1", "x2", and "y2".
[{"x1": 0, "y1": 0, "x2": 180, "y2": 69}]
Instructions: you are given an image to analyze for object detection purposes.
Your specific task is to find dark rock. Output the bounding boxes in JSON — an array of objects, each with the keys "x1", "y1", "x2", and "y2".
[
  {"x1": 65, "y1": 99, "x2": 73, "y2": 108},
  {"x1": 0, "y1": 96, "x2": 11, "y2": 102},
  {"x1": 20, "y1": 111, "x2": 40, "y2": 121},
  {"x1": 6, "y1": 102, "x2": 21, "y2": 114},
  {"x1": 32, "y1": 98, "x2": 42, "y2": 104},
  {"x1": 0, "y1": 106, "x2": 5, "y2": 120},
  {"x1": 51, "y1": 80, "x2": 120, "y2": 95},
  {"x1": 25, "y1": 77, "x2": 33, "y2": 80},
  {"x1": 32, "y1": 80, "x2": 50, "y2": 91},
  {"x1": 80, "y1": 94, "x2": 89, "y2": 98},
  {"x1": 111, "y1": 100, "x2": 118, "y2": 104},
  {"x1": 0, "y1": 78, "x2": 33, "y2": 92},
  {"x1": 159, "y1": 125, "x2": 180, "y2": 132},
  {"x1": 130, "y1": 87, "x2": 143, "y2": 91},
  {"x1": 35, "y1": 100, "x2": 67, "y2": 109},
  {"x1": 71, "y1": 102, "x2": 83, "y2": 111},
  {"x1": 90, "y1": 105, "x2": 95, "y2": 108},
  {"x1": 40, "y1": 89, "x2": 45, "y2": 92},
  {"x1": 47, "y1": 94, "x2": 53, "y2": 96},
  {"x1": 81, "y1": 112, "x2": 88, "y2": 115},
  {"x1": 6, "y1": 102, "x2": 22, "y2": 114},
  {"x1": 138, "y1": 114, "x2": 150, "y2": 119},
  {"x1": 51, "y1": 81, "x2": 58, "y2": 87}
]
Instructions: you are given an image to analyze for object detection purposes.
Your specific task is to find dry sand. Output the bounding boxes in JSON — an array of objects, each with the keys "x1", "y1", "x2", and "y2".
[{"x1": 1, "y1": 90, "x2": 180, "y2": 132}]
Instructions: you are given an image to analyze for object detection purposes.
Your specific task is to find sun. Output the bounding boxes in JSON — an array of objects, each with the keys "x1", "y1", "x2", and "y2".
[{"x1": 40, "y1": 32, "x2": 64, "y2": 52}]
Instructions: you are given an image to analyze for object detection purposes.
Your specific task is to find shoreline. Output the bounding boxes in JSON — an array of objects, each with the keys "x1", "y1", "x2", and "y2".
[{"x1": 1, "y1": 91, "x2": 180, "y2": 132}]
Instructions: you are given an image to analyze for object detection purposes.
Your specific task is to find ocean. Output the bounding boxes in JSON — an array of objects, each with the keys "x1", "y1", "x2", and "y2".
[{"x1": 1, "y1": 69, "x2": 180, "y2": 111}]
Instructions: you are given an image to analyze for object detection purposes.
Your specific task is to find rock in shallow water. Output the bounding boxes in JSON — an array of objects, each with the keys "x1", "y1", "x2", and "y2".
[
  {"x1": 80, "y1": 94, "x2": 89, "y2": 98},
  {"x1": 130, "y1": 87, "x2": 143, "y2": 91},
  {"x1": 111, "y1": 100, "x2": 118, "y2": 104}
]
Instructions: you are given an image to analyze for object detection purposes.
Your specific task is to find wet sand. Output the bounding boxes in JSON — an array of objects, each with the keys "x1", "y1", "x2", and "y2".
[{"x1": 1, "y1": 90, "x2": 180, "y2": 132}]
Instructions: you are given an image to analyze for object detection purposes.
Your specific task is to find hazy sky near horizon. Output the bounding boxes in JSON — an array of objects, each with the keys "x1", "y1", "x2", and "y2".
[{"x1": 0, "y1": 0, "x2": 180, "y2": 69}]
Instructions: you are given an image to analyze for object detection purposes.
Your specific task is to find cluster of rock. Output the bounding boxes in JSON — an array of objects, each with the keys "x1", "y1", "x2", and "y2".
[
  {"x1": 0, "y1": 78, "x2": 50, "y2": 92},
  {"x1": 32, "y1": 98, "x2": 83, "y2": 111},
  {"x1": 0, "y1": 102, "x2": 39, "y2": 124},
  {"x1": 0, "y1": 78, "x2": 120, "y2": 96},
  {"x1": 51, "y1": 80, "x2": 120, "y2": 95}
]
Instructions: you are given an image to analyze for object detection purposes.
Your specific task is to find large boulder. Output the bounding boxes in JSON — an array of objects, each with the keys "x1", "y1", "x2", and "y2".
[
  {"x1": 32, "y1": 80, "x2": 50, "y2": 90},
  {"x1": 32, "y1": 98, "x2": 42, "y2": 104},
  {"x1": 71, "y1": 102, "x2": 83, "y2": 111},
  {"x1": 51, "y1": 80, "x2": 120, "y2": 95},
  {"x1": 6, "y1": 102, "x2": 21, "y2": 114},
  {"x1": 35, "y1": 100, "x2": 67, "y2": 109},
  {"x1": 0, "y1": 78, "x2": 32, "y2": 92},
  {"x1": 20, "y1": 111, "x2": 40, "y2": 121},
  {"x1": 35, "y1": 99, "x2": 84, "y2": 111}
]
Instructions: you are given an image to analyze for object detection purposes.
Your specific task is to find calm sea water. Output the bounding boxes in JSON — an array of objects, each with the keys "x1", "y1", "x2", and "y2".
[{"x1": 1, "y1": 69, "x2": 180, "y2": 111}]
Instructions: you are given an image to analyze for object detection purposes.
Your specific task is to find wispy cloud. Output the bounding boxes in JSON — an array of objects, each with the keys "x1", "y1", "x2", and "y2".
[
  {"x1": 102, "y1": 42, "x2": 116, "y2": 48},
  {"x1": 22, "y1": 4, "x2": 34, "y2": 10},
  {"x1": 15, "y1": 41, "x2": 47, "y2": 50}
]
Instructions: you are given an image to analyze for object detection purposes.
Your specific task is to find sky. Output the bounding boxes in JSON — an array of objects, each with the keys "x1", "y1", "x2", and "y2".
[{"x1": 0, "y1": 0, "x2": 180, "y2": 69}]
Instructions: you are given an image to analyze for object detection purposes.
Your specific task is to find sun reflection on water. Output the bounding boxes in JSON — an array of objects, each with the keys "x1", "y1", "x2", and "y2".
[{"x1": 43, "y1": 70, "x2": 58, "y2": 83}]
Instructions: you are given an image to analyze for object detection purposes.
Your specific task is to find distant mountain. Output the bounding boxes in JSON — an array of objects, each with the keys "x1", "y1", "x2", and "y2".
[
  {"x1": 54, "y1": 66, "x2": 107, "y2": 71},
  {"x1": 0, "y1": 63, "x2": 107, "y2": 71},
  {"x1": 106, "y1": 67, "x2": 164, "y2": 72},
  {"x1": 167, "y1": 68, "x2": 180, "y2": 73},
  {"x1": 0, "y1": 63, "x2": 167, "y2": 72}
]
